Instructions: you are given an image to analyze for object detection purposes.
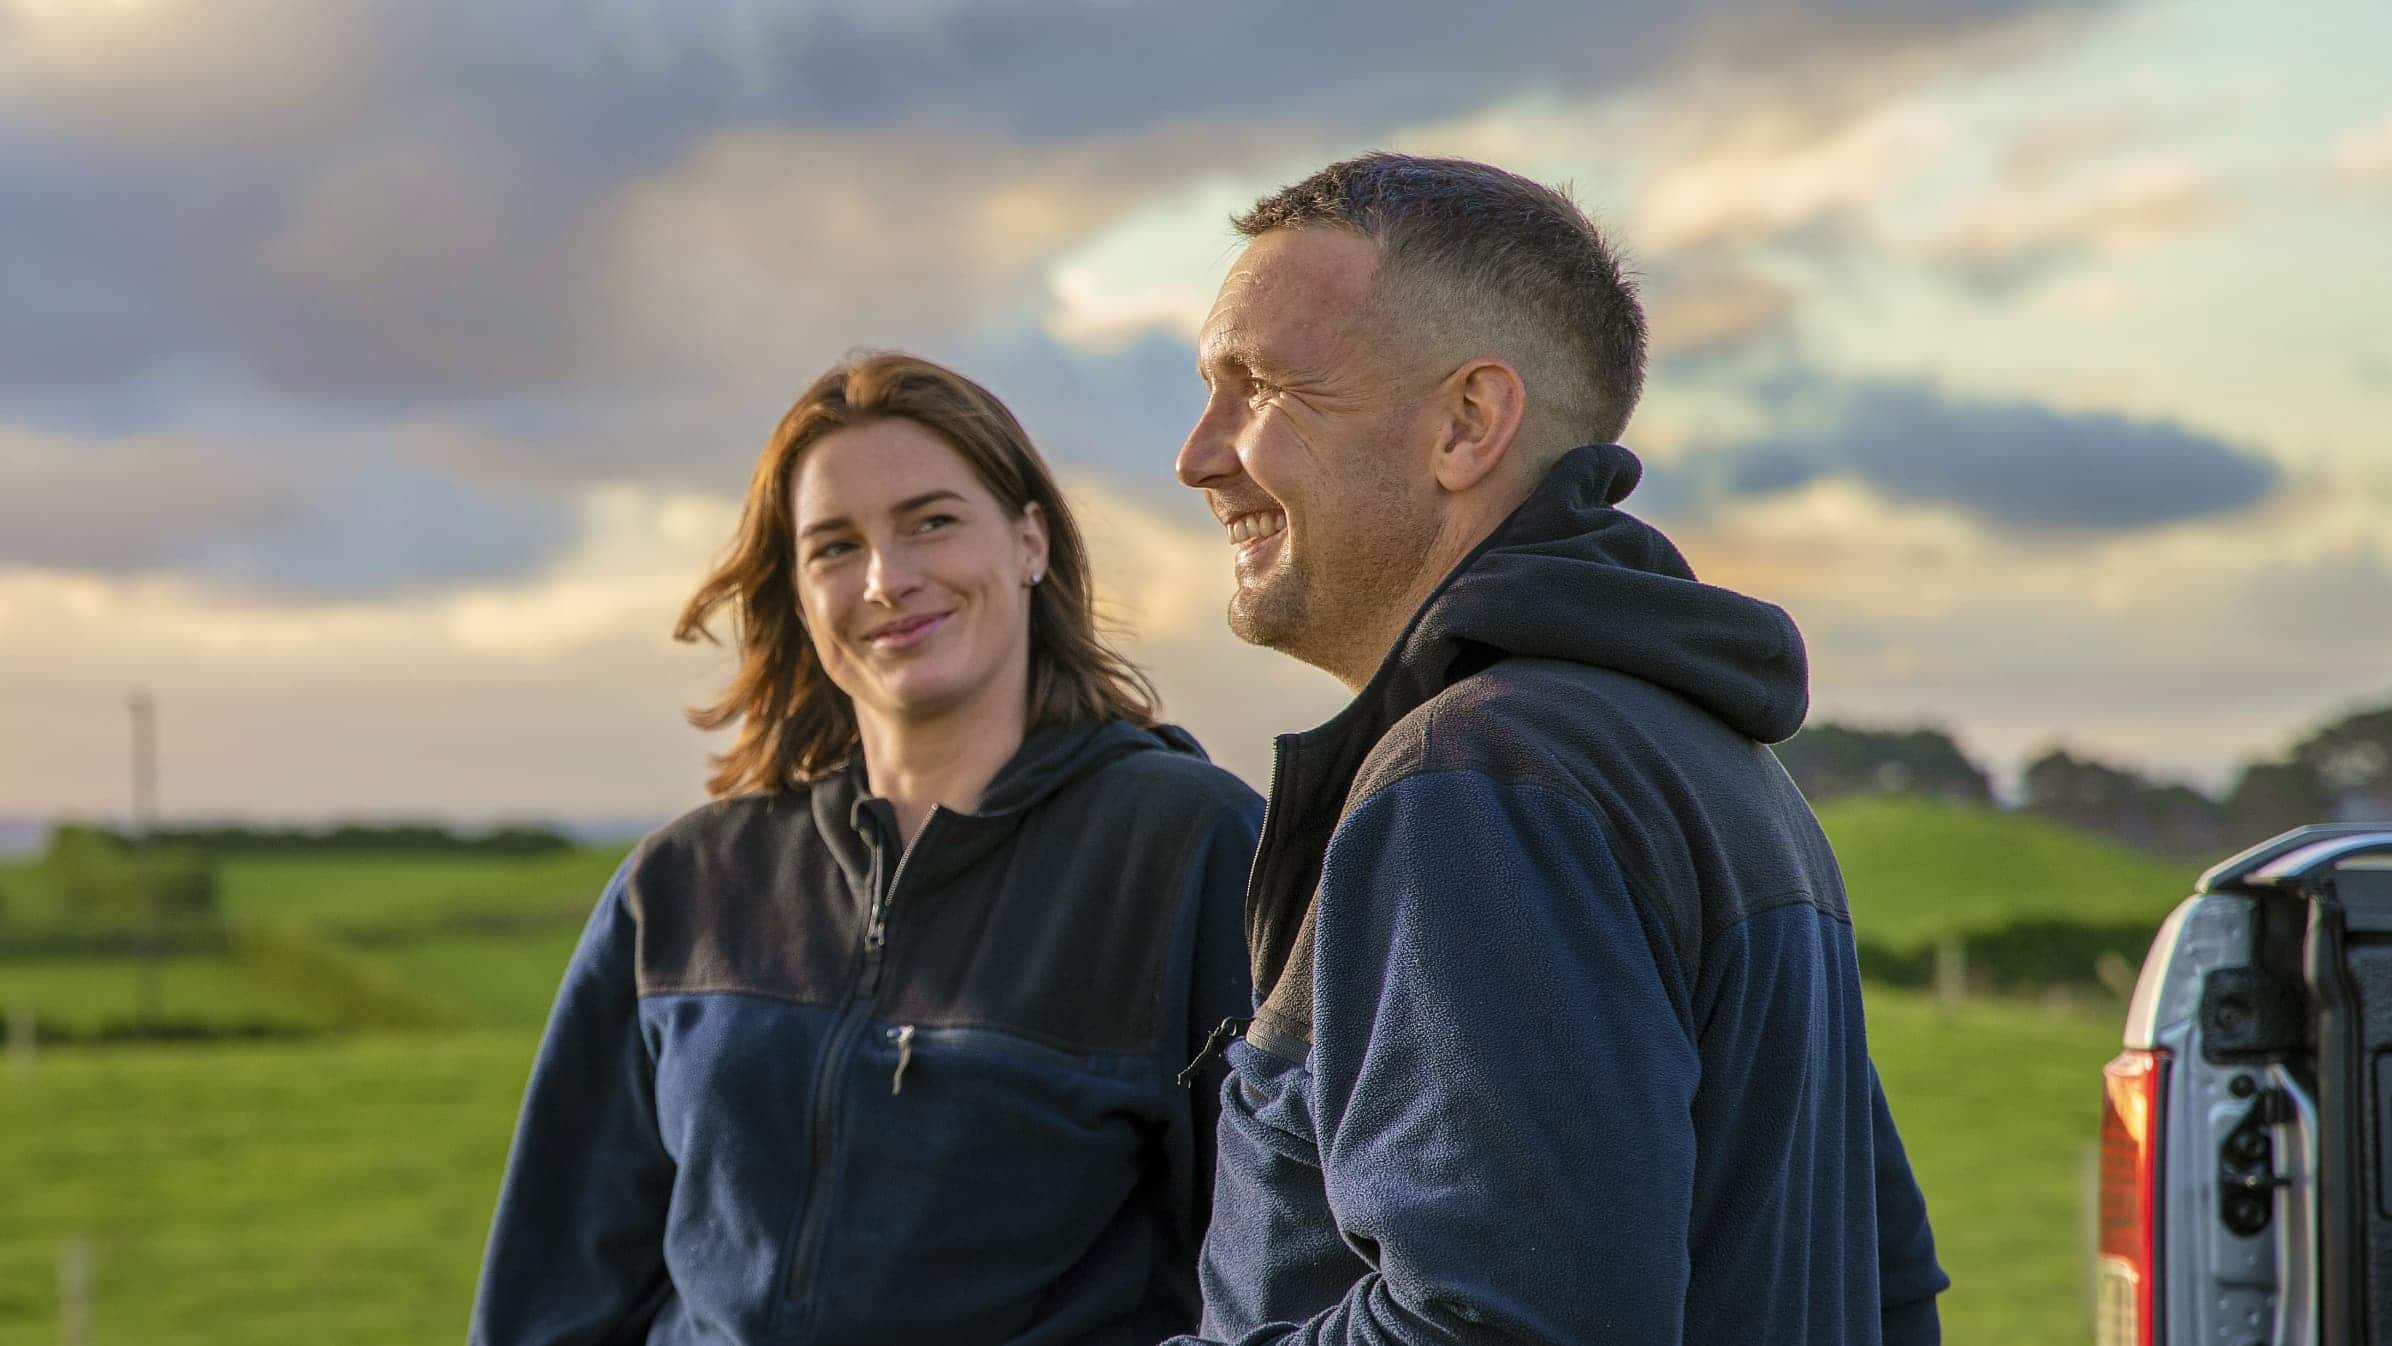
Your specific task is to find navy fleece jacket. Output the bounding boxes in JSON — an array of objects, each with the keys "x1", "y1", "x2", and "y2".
[{"x1": 1174, "y1": 445, "x2": 1946, "y2": 1345}]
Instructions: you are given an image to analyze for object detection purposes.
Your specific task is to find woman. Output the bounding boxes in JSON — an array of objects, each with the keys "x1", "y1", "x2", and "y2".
[{"x1": 472, "y1": 353, "x2": 1260, "y2": 1345}]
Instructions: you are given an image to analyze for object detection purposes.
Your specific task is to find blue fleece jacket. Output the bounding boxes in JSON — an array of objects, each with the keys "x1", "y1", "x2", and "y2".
[
  {"x1": 1173, "y1": 445, "x2": 1945, "y2": 1345},
  {"x1": 471, "y1": 720, "x2": 1259, "y2": 1345}
]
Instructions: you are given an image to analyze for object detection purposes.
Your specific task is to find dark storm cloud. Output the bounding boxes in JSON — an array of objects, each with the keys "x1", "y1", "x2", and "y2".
[
  {"x1": 0, "y1": 431, "x2": 578, "y2": 596},
  {"x1": 0, "y1": 0, "x2": 2113, "y2": 426},
  {"x1": 1661, "y1": 376, "x2": 2281, "y2": 530}
]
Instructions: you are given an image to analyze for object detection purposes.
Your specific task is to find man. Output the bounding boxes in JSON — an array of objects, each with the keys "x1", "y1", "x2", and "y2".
[{"x1": 1166, "y1": 154, "x2": 1946, "y2": 1344}]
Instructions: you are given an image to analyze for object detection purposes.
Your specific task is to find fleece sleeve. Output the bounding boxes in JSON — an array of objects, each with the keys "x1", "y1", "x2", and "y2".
[
  {"x1": 1231, "y1": 768, "x2": 1701, "y2": 1345},
  {"x1": 469, "y1": 862, "x2": 676, "y2": 1346},
  {"x1": 1871, "y1": 1064, "x2": 1948, "y2": 1345}
]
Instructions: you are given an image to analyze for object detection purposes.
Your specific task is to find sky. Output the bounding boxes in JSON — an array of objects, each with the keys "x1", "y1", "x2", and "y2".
[{"x1": 2, "y1": 0, "x2": 2388, "y2": 824}]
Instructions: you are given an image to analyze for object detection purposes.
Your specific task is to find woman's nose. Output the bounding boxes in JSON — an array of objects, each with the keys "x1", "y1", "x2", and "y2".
[{"x1": 862, "y1": 548, "x2": 922, "y2": 605}]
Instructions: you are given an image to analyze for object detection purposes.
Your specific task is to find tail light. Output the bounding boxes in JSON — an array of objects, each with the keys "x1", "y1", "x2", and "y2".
[{"x1": 2096, "y1": 1049, "x2": 2167, "y2": 1346}]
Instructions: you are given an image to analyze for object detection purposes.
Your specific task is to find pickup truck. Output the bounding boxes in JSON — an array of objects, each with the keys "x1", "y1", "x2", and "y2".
[{"x1": 2102, "y1": 824, "x2": 2392, "y2": 1346}]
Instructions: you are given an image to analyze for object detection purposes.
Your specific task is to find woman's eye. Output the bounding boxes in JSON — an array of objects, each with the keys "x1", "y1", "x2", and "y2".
[
  {"x1": 811, "y1": 540, "x2": 856, "y2": 562},
  {"x1": 913, "y1": 513, "x2": 958, "y2": 534}
]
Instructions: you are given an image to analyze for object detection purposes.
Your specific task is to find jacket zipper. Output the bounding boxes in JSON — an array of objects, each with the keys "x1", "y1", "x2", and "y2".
[
  {"x1": 1178, "y1": 736, "x2": 1286, "y2": 1088},
  {"x1": 785, "y1": 805, "x2": 945, "y2": 1305}
]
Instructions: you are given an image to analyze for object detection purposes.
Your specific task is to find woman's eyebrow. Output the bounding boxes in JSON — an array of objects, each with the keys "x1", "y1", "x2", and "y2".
[{"x1": 798, "y1": 490, "x2": 968, "y2": 540}]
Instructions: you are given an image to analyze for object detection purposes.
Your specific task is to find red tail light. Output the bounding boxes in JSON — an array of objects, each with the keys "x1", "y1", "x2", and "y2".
[{"x1": 2096, "y1": 1049, "x2": 2167, "y2": 1346}]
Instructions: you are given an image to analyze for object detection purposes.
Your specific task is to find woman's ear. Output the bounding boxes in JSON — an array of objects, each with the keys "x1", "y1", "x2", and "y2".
[{"x1": 1019, "y1": 501, "x2": 1051, "y2": 587}]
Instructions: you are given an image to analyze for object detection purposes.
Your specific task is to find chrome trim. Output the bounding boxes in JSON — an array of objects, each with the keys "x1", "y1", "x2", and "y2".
[
  {"x1": 2247, "y1": 831, "x2": 2392, "y2": 888},
  {"x1": 2269, "y1": 1064, "x2": 2319, "y2": 1346},
  {"x1": 2124, "y1": 898, "x2": 2197, "y2": 1050}
]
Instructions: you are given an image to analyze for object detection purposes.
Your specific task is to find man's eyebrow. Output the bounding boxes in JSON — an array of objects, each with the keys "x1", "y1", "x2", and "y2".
[
  {"x1": 1196, "y1": 338, "x2": 1265, "y2": 382},
  {"x1": 797, "y1": 490, "x2": 966, "y2": 540}
]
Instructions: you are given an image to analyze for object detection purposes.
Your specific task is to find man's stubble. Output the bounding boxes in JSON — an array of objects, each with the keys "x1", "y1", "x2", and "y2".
[{"x1": 1226, "y1": 433, "x2": 1443, "y2": 687}]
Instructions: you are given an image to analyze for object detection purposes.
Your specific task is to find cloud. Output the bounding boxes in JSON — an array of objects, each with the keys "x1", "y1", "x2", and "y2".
[
  {"x1": 0, "y1": 470, "x2": 1343, "y2": 815},
  {"x1": 1928, "y1": 155, "x2": 2232, "y2": 293},
  {"x1": 1632, "y1": 99, "x2": 1954, "y2": 255},
  {"x1": 1641, "y1": 264, "x2": 1798, "y2": 366},
  {"x1": 0, "y1": 428, "x2": 298, "y2": 572},
  {"x1": 0, "y1": 425, "x2": 579, "y2": 596},
  {"x1": 599, "y1": 128, "x2": 1181, "y2": 393},
  {"x1": 1993, "y1": 110, "x2": 2147, "y2": 189},
  {"x1": 1657, "y1": 375, "x2": 2280, "y2": 531},
  {"x1": 1664, "y1": 467, "x2": 2392, "y2": 788},
  {"x1": 2333, "y1": 113, "x2": 2392, "y2": 189},
  {"x1": 0, "y1": 0, "x2": 2118, "y2": 425}
]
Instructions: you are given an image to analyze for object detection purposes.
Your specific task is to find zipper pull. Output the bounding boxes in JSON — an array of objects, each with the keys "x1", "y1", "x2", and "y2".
[
  {"x1": 1177, "y1": 1017, "x2": 1247, "y2": 1088},
  {"x1": 889, "y1": 1024, "x2": 915, "y2": 1095}
]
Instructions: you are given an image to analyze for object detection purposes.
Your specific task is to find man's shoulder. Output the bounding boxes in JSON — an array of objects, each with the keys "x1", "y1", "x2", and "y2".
[{"x1": 1349, "y1": 656, "x2": 1732, "y2": 811}]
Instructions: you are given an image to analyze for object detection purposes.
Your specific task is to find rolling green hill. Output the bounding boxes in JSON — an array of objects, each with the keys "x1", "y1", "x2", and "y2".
[{"x1": 1819, "y1": 794, "x2": 2195, "y2": 952}]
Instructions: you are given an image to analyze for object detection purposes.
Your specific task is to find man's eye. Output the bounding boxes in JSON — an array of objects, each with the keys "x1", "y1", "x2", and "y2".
[{"x1": 1244, "y1": 379, "x2": 1274, "y2": 407}]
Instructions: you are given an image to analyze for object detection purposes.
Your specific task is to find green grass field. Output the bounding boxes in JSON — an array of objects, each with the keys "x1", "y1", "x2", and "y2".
[
  {"x1": 214, "y1": 847, "x2": 629, "y2": 935},
  {"x1": 0, "y1": 1032, "x2": 532, "y2": 1346},
  {"x1": 0, "y1": 990, "x2": 2124, "y2": 1346},
  {"x1": 0, "y1": 810, "x2": 2172, "y2": 1345},
  {"x1": 1820, "y1": 795, "x2": 2193, "y2": 950},
  {"x1": 0, "y1": 955, "x2": 319, "y2": 1035}
]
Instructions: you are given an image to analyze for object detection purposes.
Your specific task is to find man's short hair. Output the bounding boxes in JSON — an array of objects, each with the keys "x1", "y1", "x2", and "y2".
[{"x1": 1233, "y1": 152, "x2": 1647, "y2": 447}]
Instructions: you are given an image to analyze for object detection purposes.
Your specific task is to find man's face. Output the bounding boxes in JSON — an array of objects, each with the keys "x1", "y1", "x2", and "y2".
[{"x1": 1175, "y1": 228, "x2": 1441, "y2": 682}]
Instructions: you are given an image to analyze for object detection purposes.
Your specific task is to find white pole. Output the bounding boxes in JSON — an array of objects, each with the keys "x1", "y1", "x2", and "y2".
[
  {"x1": 7, "y1": 1000, "x2": 30, "y2": 1082},
  {"x1": 129, "y1": 688, "x2": 161, "y2": 1024},
  {"x1": 1934, "y1": 935, "x2": 1968, "y2": 1012},
  {"x1": 59, "y1": 1236, "x2": 93, "y2": 1346}
]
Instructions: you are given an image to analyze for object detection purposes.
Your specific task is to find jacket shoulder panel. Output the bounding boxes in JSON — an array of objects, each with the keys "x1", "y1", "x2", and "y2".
[
  {"x1": 1346, "y1": 658, "x2": 1849, "y2": 984},
  {"x1": 622, "y1": 791, "x2": 858, "y2": 1004}
]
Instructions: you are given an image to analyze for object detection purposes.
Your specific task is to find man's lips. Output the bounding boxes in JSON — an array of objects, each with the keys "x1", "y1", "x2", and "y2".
[{"x1": 860, "y1": 612, "x2": 951, "y2": 652}]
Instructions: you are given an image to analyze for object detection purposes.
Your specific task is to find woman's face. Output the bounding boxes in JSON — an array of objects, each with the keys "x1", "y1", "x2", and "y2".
[{"x1": 790, "y1": 418, "x2": 1049, "y2": 730}]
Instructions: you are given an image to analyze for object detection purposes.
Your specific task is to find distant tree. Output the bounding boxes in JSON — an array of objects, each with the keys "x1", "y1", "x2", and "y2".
[
  {"x1": 1774, "y1": 724, "x2": 1994, "y2": 805},
  {"x1": 2223, "y1": 760, "x2": 2338, "y2": 848},
  {"x1": 58, "y1": 820, "x2": 575, "y2": 856},
  {"x1": 45, "y1": 826, "x2": 218, "y2": 926},
  {"x1": 2218, "y1": 700, "x2": 2392, "y2": 847},
  {"x1": 2021, "y1": 747, "x2": 2225, "y2": 858},
  {"x1": 2292, "y1": 704, "x2": 2392, "y2": 823}
]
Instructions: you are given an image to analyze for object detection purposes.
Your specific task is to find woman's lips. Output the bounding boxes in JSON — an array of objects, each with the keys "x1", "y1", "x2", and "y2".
[{"x1": 862, "y1": 612, "x2": 951, "y2": 653}]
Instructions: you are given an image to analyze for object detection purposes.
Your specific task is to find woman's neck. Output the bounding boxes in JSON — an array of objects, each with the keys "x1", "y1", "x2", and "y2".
[{"x1": 855, "y1": 686, "x2": 1030, "y2": 848}]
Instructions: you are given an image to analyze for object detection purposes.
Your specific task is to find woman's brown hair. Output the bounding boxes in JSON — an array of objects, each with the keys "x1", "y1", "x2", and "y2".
[{"x1": 676, "y1": 352, "x2": 1161, "y2": 796}]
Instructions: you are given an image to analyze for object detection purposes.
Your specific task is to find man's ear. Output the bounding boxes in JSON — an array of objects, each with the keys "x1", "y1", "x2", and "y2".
[{"x1": 1431, "y1": 358, "x2": 1527, "y2": 494}]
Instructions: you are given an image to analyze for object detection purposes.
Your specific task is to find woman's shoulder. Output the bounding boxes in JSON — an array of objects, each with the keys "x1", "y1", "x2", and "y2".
[
  {"x1": 1073, "y1": 722, "x2": 1263, "y2": 820},
  {"x1": 623, "y1": 788, "x2": 830, "y2": 881}
]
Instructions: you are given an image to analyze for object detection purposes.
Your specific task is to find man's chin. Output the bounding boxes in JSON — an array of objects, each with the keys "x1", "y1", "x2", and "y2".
[{"x1": 1226, "y1": 585, "x2": 1307, "y2": 659}]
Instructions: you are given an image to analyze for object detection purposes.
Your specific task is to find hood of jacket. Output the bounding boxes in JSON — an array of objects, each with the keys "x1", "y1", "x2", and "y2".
[
  {"x1": 1373, "y1": 441, "x2": 1807, "y2": 746},
  {"x1": 1241, "y1": 442, "x2": 1810, "y2": 1019}
]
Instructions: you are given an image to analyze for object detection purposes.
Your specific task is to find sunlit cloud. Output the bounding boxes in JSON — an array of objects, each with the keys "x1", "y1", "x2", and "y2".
[
  {"x1": 2333, "y1": 113, "x2": 2392, "y2": 188},
  {"x1": 1927, "y1": 155, "x2": 2232, "y2": 292}
]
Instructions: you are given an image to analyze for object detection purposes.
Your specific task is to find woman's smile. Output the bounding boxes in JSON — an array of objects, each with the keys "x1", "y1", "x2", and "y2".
[{"x1": 861, "y1": 610, "x2": 953, "y2": 654}]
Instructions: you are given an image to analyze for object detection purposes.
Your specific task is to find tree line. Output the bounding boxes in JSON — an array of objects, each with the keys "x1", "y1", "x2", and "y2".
[{"x1": 1776, "y1": 700, "x2": 2392, "y2": 859}]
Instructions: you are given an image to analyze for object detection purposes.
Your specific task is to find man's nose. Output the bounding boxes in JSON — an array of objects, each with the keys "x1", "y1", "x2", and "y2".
[{"x1": 1176, "y1": 398, "x2": 1240, "y2": 490}]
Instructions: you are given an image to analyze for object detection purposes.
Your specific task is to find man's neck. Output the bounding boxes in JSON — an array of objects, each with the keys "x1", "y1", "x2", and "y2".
[
  {"x1": 1328, "y1": 488, "x2": 1527, "y2": 694},
  {"x1": 855, "y1": 681, "x2": 1029, "y2": 847}
]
